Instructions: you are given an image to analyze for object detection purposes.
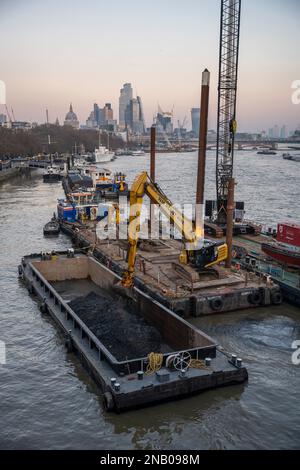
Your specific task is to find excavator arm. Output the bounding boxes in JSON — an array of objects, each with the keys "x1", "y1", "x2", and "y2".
[
  {"x1": 121, "y1": 172, "x2": 228, "y2": 287},
  {"x1": 121, "y1": 172, "x2": 148, "y2": 287}
]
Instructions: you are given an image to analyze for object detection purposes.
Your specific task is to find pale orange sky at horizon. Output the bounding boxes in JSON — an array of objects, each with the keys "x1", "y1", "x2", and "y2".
[{"x1": 0, "y1": 0, "x2": 299, "y2": 132}]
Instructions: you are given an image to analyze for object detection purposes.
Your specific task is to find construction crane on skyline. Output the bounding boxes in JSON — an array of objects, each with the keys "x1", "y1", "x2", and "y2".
[
  {"x1": 5, "y1": 104, "x2": 12, "y2": 124},
  {"x1": 11, "y1": 107, "x2": 16, "y2": 122},
  {"x1": 177, "y1": 116, "x2": 187, "y2": 146}
]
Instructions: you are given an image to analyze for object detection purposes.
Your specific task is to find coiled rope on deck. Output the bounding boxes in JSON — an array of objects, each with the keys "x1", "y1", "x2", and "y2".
[
  {"x1": 145, "y1": 353, "x2": 209, "y2": 375},
  {"x1": 145, "y1": 352, "x2": 164, "y2": 375},
  {"x1": 189, "y1": 359, "x2": 209, "y2": 370}
]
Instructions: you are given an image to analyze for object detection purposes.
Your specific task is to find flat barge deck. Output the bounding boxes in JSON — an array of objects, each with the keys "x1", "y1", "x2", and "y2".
[
  {"x1": 19, "y1": 250, "x2": 248, "y2": 412},
  {"x1": 60, "y1": 221, "x2": 282, "y2": 318},
  {"x1": 232, "y1": 234, "x2": 300, "y2": 307}
]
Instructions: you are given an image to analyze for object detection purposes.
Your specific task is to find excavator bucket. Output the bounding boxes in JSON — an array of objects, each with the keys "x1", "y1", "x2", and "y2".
[
  {"x1": 112, "y1": 271, "x2": 136, "y2": 300},
  {"x1": 112, "y1": 281, "x2": 136, "y2": 301}
]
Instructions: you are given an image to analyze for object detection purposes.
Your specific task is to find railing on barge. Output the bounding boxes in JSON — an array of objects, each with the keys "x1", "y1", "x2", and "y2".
[{"x1": 23, "y1": 252, "x2": 216, "y2": 376}]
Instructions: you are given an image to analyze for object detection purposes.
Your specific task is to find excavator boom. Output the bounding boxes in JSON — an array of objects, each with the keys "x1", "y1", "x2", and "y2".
[{"x1": 122, "y1": 172, "x2": 228, "y2": 287}]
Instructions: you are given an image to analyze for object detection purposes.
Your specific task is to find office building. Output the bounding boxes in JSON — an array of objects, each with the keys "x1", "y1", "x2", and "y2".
[
  {"x1": 119, "y1": 83, "x2": 133, "y2": 129},
  {"x1": 191, "y1": 108, "x2": 200, "y2": 137},
  {"x1": 273, "y1": 125, "x2": 279, "y2": 139},
  {"x1": 86, "y1": 103, "x2": 114, "y2": 129},
  {"x1": 103, "y1": 103, "x2": 113, "y2": 122},
  {"x1": 125, "y1": 96, "x2": 145, "y2": 134},
  {"x1": 156, "y1": 105, "x2": 173, "y2": 134},
  {"x1": 280, "y1": 125, "x2": 287, "y2": 139}
]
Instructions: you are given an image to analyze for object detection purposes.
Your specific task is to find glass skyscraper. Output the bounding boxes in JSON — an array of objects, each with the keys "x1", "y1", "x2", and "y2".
[
  {"x1": 191, "y1": 108, "x2": 200, "y2": 137},
  {"x1": 119, "y1": 83, "x2": 133, "y2": 129}
]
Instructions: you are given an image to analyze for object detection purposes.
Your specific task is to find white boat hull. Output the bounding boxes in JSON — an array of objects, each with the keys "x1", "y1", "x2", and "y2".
[{"x1": 94, "y1": 153, "x2": 114, "y2": 163}]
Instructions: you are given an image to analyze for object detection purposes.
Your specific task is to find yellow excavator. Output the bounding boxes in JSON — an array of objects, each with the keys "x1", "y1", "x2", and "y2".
[{"x1": 121, "y1": 172, "x2": 228, "y2": 288}]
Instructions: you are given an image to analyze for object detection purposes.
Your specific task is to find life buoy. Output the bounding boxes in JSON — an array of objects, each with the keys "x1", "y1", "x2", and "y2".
[
  {"x1": 271, "y1": 290, "x2": 282, "y2": 305},
  {"x1": 210, "y1": 297, "x2": 224, "y2": 312},
  {"x1": 248, "y1": 290, "x2": 261, "y2": 305}
]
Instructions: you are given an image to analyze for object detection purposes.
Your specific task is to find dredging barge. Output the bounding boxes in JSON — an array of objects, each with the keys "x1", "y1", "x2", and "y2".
[
  {"x1": 19, "y1": 250, "x2": 248, "y2": 412},
  {"x1": 60, "y1": 220, "x2": 282, "y2": 318}
]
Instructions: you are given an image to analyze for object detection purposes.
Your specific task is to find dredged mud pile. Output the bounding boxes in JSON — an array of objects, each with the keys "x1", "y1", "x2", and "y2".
[{"x1": 69, "y1": 292, "x2": 162, "y2": 360}]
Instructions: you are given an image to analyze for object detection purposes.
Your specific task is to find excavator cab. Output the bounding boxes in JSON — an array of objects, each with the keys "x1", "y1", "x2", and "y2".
[
  {"x1": 179, "y1": 240, "x2": 228, "y2": 270},
  {"x1": 191, "y1": 241, "x2": 228, "y2": 269}
]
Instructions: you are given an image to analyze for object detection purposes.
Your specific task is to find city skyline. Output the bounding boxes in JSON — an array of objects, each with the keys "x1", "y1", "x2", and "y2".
[{"x1": 0, "y1": 0, "x2": 299, "y2": 131}]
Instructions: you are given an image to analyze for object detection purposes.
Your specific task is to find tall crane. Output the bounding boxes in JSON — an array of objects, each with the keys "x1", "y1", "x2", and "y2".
[
  {"x1": 177, "y1": 117, "x2": 187, "y2": 144},
  {"x1": 215, "y1": 0, "x2": 241, "y2": 225},
  {"x1": 5, "y1": 104, "x2": 12, "y2": 124},
  {"x1": 11, "y1": 107, "x2": 16, "y2": 122}
]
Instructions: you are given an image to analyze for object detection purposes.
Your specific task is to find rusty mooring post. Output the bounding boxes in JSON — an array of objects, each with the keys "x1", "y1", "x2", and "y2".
[
  {"x1": 150, "y1": 125, "x2": 156, "y2": 235},
  {"x1": 150, "y1": 125, "x2": 156, "y2": 181},
  {"x1": 195, "y1": 69, "x2": 210, "y2": 238},
  {"x1": 225, "y1": 177, "x2": 235, "y2": 268}
]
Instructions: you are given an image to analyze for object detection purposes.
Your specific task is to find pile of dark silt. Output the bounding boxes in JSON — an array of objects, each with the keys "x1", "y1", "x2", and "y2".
[{"x1": 69, "y1": 292, "x2": 162, "y2": 360}]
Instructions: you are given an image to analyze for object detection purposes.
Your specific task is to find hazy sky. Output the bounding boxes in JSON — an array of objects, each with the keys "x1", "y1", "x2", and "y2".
[{"x1": 0, "y1": 0, "x2": 299, "y2": 131}]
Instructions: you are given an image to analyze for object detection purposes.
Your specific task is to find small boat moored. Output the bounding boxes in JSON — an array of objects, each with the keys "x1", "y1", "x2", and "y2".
[
  {"x1": 43, "y1": 165, "x2": 64, "y2": 183},
  {"x1": 130, "y1": 150, "x2": 145, "y2": 156},
  {"x1": 261, "y1": 223, "x2": 300, "y2": 268},
  {"x1": 257, "y1": 149, "x2": 277, "y2": 155},
  {"x1": 282, "y1": 153, "x2": 300, "y2": 162},
  {"x1": 43, "y1": 214, "x2": 60, "y2": 236}
]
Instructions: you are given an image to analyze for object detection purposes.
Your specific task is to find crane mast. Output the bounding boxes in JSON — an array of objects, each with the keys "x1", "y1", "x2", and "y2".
[{"x1": 216, "y1": 0, "x2": 241, "y2": 225}]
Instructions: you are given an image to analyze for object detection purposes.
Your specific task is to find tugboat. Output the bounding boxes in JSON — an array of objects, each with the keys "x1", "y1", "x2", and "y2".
[
  {"x1": 43, "y1": 214, "x2": 60, "y2": 236},
  {"x1": 43, "y1": 165, "x2": 63, "y2": 182},
  {"x1": 261, "y1": 223, "x2": 300, "y2": 268},
  {"x1": 130, "y1": 150, "x2": 145, "y2": 156}
]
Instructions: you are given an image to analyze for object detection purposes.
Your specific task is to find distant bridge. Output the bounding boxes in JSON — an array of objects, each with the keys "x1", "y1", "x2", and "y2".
[
  {"x1": 11, "y1": 158, "x2": 50, "y2": 169},
  {"x1": 206, "y1": 141, "x2": 279, "y2": 150}
]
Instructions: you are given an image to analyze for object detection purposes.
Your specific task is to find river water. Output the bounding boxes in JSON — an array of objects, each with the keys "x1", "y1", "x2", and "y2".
[{"x1": 0, "y1": 149, "x2": 299, "y2": 450}]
